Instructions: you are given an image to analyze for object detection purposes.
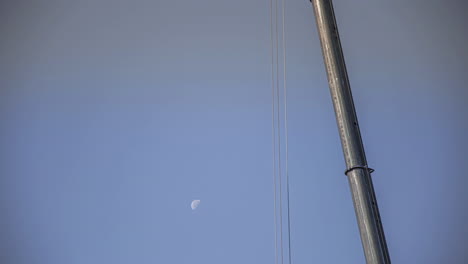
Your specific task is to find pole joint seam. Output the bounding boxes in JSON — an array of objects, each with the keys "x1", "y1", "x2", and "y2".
[{"x1": 344, "y1": 166, "x2": 375, "y2": 176}]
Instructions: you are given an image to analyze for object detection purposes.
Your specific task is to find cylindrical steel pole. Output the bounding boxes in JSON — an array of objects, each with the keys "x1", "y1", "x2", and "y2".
[{"x1": 309, "y1": 0, "x2": 391, "y2": 263}]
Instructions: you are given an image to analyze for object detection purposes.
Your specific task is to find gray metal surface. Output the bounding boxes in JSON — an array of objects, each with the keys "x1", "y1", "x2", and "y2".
[{"x1": 309, "y1": 0, "x2": 391, "y2": 263}]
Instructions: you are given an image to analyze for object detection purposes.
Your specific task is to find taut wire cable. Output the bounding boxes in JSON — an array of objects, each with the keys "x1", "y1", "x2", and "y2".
[
  {"x1": 271, "y1": 0, "x2": 291, "y2": 263},
  {"x1": 270, "y1": 0, "x2": 279, "y2": 262},
  {"x1": 281, "y1": 0, "x2": 292, "y2": 263},
  {"x1": 275, "y1": 0, "x2": 285, "y2": 261}
]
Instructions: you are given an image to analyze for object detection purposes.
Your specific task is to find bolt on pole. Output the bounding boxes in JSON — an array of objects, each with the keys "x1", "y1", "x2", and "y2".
[{"x1": 309, "y1": 0, "x2": 391, "y2": 263}]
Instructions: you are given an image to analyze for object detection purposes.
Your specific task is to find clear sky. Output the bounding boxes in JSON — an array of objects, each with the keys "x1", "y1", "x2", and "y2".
[{"x1": 1, "y1": 0, "x2": 467, "y2": 263}]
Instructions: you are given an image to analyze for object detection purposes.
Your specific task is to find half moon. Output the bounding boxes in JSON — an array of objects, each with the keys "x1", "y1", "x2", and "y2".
[{"x1": 191, "y1": 200, "x2": 200, "y2": 210}]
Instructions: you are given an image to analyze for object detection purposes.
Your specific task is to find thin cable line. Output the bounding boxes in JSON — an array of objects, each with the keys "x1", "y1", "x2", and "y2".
[
  {"x1": 274, "y1": 0, "x2": 285, "y2": 262},
  {"x1": 270, "y1": 0, "x2": 278, "y2": 262},
  {"x1": 281, "y1": 0, "x2": 292, "y2": 263}
]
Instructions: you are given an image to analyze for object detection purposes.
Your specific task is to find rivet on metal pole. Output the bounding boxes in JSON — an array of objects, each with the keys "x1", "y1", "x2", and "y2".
[{"x1": 309, "y1": 0, "x2": 391, "y2": 263}]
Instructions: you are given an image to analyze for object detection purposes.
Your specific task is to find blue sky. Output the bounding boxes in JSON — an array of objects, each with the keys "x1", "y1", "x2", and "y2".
[{"x1": 1, "y1": 0, "x2": 467, "y2": 263}]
